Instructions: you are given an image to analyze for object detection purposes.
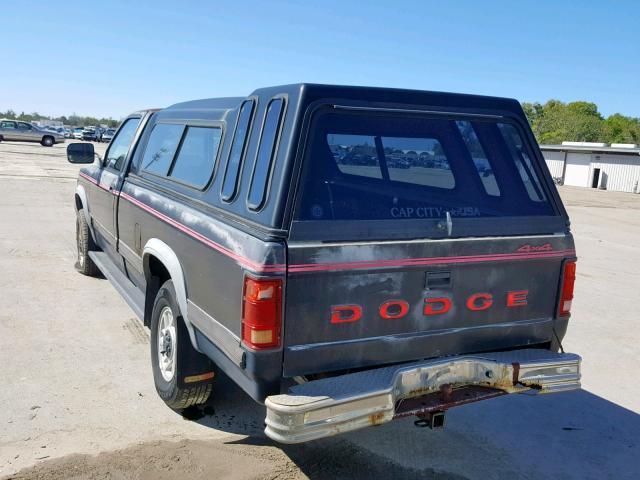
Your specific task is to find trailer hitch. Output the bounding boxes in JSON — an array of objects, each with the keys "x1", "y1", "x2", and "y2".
[{"x1": 414, "y1": 411, "x2": 446, "y2": 429}]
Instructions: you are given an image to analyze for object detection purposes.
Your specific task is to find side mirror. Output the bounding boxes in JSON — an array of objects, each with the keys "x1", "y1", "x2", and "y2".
[{"x1": 67, "y1": 143, "x2": 95, "y2": 164}]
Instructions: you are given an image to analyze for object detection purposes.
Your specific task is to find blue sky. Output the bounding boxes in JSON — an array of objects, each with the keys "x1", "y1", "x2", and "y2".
[{"x1": 1, "y1": 0, "x2": 638, "y2": 119}]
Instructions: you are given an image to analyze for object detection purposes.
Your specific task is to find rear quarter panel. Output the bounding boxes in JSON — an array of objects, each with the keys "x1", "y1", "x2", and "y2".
[{"x1": 118, "y1": 179, "x2": 286, "y2": 338}]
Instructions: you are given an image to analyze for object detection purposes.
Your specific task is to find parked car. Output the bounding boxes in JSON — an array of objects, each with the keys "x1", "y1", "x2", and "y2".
[
  {"x1": 73, "y1": 127, "x2": 84, "y2": 140},
  {"x1": 45, "y1": 126, "x2": 65, "y2": 137},
  {"x1": 82, "y1": 127, "x2": 98, "y2": 141},
  {"x1": 64, "y1": 128, "x2": 72, "y2": 138},
  {"x1": 0, "y1": 119, "x2": 65, "y2": 146},
  {"x1": 102, "y1": 128, "x2": 116, "y2": 143},
  {"x1": 66, "y1": 84, "x2": 581, "y2": 444}
]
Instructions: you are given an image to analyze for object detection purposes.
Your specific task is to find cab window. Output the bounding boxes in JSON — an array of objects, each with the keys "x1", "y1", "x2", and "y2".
[{"x1": 104, "y1": 118, "x2": 142, "y2": 171}]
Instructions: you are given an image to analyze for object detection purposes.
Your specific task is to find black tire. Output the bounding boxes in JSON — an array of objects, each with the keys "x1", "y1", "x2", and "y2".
[
  {"x1": 75, "y1": 209, "x2": 99, "y2": 276},
  {"x1": 41, "y1": 135, "x2": 54, "y2": 147},
  {"x1": 150, "y1": 280, "x2": 214, "y2": 410}
]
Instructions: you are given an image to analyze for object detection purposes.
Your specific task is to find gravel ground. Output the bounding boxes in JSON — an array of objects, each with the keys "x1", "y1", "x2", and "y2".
[{"x1": 0, "y1": 140, "x2": 638, "y2": 479}]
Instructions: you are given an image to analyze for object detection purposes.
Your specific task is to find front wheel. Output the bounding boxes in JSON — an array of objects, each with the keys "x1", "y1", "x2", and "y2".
[
  {"x1": 41, "y1": 136, "x2": 54, "y2": 147},
  {"x1": 76, "y1": 209, "x2": 99, "y2": 276},
  {"x1": 150, "y1": 280, "x2": 214, "y2": 410}
]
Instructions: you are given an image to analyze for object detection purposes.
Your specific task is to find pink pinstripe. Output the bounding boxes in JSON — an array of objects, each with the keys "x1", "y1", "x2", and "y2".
[
  {"x1": 119, "y1": 192, "x2": 285, "y2": 274},
  {"x1": 79, "y1": 172, "x2": 575, "y2": 275},
  {"x1": 288, "y1": 249, "x2": 576, "y2": 273}
]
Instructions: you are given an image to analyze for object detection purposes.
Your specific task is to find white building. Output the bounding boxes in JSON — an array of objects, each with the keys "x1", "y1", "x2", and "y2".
[
  {"x1": 33, "y1": 119, "x2": 64, "y2": 128},
  {"x1": 540, "y1": 142, "x2": 640, "y2": 193}
]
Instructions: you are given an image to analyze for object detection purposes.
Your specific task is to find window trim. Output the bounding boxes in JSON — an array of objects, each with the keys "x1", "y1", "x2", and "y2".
[
  {"x1": 138, "y1": 119, "x2": 225, "y2": 192},
  {"x1": 246, "y1": 95, "x2": 287, "y2": 212},
  {"x1": 103, "y1": 115, "x2": 143, "y2": 172},
  {"x1": 221, "y1": 98, "x2": 257, "y2": 203},
  {"x1": 166, "y1": 125, "x2": 224, "y2": 190}
]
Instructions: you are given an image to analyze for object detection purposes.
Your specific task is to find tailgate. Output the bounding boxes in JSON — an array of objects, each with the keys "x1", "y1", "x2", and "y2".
[
  {"x1": 282, "y1": 235, "x2": 575, "y2": 377},
  {"x1": 282, "y1": 102, "x2": 574, "y2": 377}
]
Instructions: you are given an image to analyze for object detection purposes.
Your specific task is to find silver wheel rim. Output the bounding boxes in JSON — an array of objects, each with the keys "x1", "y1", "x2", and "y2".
[{"x1": 157, "y1": 306, "x2": 177, "y2": 382}]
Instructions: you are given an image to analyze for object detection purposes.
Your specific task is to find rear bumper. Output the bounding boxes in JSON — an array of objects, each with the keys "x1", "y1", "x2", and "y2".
[{"x1": 265, "y1": 349, "x2": 581, "y2": 444}]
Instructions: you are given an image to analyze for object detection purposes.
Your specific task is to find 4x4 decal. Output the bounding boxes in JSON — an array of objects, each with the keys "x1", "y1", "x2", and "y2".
[{"x1": 516, "y1": 243, "x2": 553, "y2": 253}]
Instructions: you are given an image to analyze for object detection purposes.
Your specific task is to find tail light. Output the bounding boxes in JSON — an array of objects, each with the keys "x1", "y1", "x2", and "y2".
[
  {"x1": 558, "y1": 260, "x2": 576, "y2": 317},
  {"x1": 242, "y1": 276, "x2": 282, "y2": 350}
]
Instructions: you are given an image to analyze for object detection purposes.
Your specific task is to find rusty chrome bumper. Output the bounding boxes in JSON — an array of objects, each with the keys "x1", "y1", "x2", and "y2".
[{"x1": 264, "y1": 349, "x2": 581, "y2": 444}]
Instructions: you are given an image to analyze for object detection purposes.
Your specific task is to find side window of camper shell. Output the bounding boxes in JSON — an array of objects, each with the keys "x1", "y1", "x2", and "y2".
[
  {"x1": 222, "y1": 100, "x2": 255, "y2": 202},
  {"x1": 247, "y1": 98, "x2": 285, "y2": 210}
]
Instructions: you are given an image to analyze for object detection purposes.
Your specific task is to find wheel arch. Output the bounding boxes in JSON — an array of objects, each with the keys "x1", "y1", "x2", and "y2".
[
  {"x1": 142, "y1": 238, "x2": 199, "y2": 350},
  {"x1": 75, "y1": 184, "x2": 97, "y2": 242}
]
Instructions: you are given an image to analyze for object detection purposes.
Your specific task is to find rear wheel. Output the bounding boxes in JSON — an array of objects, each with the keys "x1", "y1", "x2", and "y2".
[
  {"x1": 41, "y1": 135, "x2": 54, "y2": 147},
  {"x1": 75, "y1": 209, "x2": 99, "y2": 276},
  {"x1": 150, "y1": 280, "x2": 214, "y2": 410}
]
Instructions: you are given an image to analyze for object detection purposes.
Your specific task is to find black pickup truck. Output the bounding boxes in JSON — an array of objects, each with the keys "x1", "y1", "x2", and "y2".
[{"x1": 67, "y1": 84, "x2": 580, "y2": 443}]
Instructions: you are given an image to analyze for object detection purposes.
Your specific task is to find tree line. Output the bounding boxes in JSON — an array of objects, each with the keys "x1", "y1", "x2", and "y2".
[
  {"x1": 0, "y1": 109, "x2": 119, "y2": 128},
  {"x1": 522, "y1": 100, "x2": 640, "y2": 145}
]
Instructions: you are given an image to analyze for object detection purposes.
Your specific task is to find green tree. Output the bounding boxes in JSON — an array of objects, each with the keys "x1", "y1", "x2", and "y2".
[
  {"x1": 604, "y1": 114, "x2": 640, "y2": 144},
  {"x1": 566, "y1": 101, "x2": 601, "y2": 118},
  {"x1": 522, "y1": 100, "x2": 606, "y2": 144},
  {"x1": 522, "y1": 102, "x2": 545, "y2": 138},
  {"x1": 2, "y1": 109, "x2": 17, "y2": 119},
  {"x1": 563, "y1": 101, "x2": 604, "y2": 142}
]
